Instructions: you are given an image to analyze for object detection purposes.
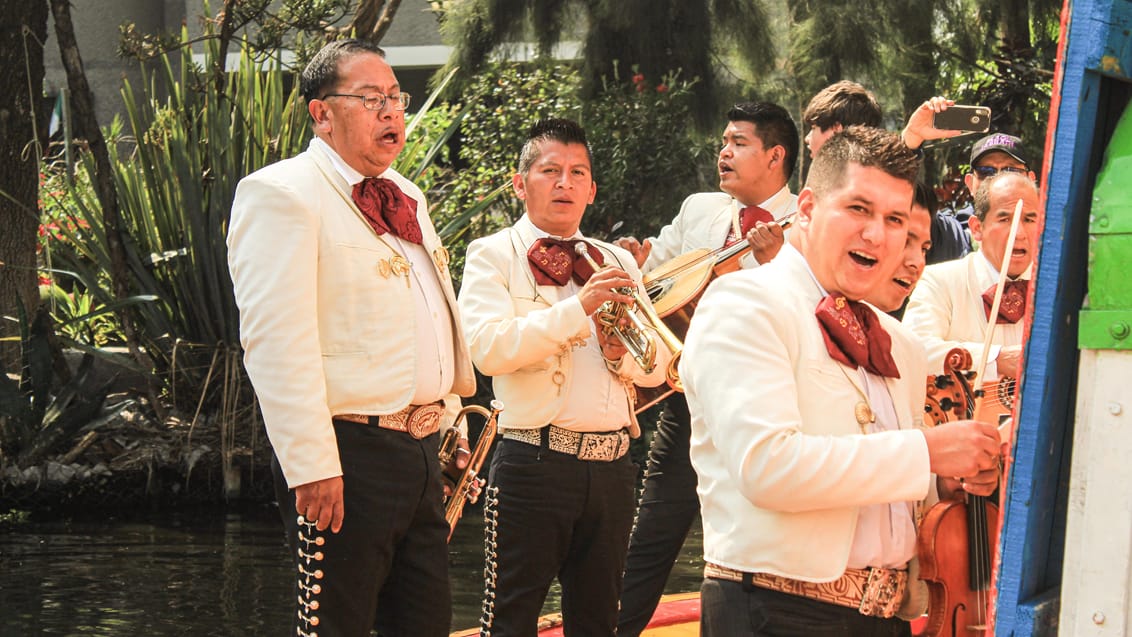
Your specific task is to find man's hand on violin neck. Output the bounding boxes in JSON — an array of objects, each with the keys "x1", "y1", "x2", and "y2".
[
  {"x1": 938, "y1": 466, "x2": 999, "y2": 498},
  {"x1": 923, "y1": 419, "x2": 1001, "y2": 480}
]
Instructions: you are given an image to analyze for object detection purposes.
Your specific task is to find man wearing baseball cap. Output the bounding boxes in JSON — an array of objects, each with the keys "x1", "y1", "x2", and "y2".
[
  {"x1": 943, "y1": 132, "x2": 1036, "y2": 240},
  {"x1": 965, "y1": 133, "x2": 1036, "y2": 205}
]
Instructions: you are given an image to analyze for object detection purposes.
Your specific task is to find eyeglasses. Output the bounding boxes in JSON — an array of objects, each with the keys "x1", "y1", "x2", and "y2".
[
  {"x1": 320, "y1": 92, "x2": 412, "y2": 112},
  {"x1": 971, "y1": 165, "x2": 1027, "y2": 179}
]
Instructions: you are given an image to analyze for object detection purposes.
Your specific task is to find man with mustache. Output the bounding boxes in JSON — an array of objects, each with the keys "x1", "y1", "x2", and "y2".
[
  {"x1": 683, "y1": 126, "x2": 1001, "y2": 636},
  {"x1": 227, "y1": 39, "x2": 476, "y2": 636},
  {"x1": 904, "y1": 172, "x2": 1042, "y2": 378},
  {"x1": 946, "y1": 133, "x2": 1037, "y2": 232},
  {"x1": 458, "y1": 118, "x2": 671, "y2": 636},
  {"x1": 612, "y1": 101, "x2": 799, "y2": 637}
]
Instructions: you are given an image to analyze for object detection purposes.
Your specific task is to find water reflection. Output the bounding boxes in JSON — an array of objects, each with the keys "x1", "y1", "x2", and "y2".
[{"x1": 0, "y1": 506, "x2": 702, "y2": 635}]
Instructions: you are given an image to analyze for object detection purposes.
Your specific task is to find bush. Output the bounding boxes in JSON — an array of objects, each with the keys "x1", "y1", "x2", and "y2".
[{"x1": 579, "y1": 69, "x2": 717, "y2": 241}]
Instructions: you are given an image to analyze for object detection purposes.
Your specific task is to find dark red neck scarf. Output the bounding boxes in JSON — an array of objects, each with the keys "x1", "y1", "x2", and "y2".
[{"x1": 815, "y1": 295, "x2": 901, "y2": 378}]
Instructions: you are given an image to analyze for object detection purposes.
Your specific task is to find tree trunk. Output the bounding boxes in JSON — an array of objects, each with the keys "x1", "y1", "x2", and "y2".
[
  {"x1": 49, "y1": 0, "x2": 162, "y2": 415},
  {"x1": 998, "y1": 0, "x2": 1032, "y2": 53},
  {"x1": 0, "y1": 0, "x2": 49, "y2": 373},
  {"x1": 212, "y1": 0, "x2": 238, "y2": 93},
  {"x1": 350, "y1": 0, "x2": 402, "y2": 43}
]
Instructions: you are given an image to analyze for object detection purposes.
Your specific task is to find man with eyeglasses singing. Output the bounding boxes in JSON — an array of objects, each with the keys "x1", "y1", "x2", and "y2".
[{"x1": 227, "y1": 39, "x2": 476, "y2": 637}]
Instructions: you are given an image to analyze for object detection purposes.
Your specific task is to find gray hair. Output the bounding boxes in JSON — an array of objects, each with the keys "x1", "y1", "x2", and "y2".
[{"x1": 973, "y1": 172, "x2": 1039, "y2": 222}]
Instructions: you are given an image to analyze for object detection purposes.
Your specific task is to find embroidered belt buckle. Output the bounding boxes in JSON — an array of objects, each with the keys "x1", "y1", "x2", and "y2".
[
  {"x1": 857, "y1": 566, "x2": 907, "y2": 619},
  {"x1": 335, "y1": 402, "x2": 444, "y2": 439},
  {"x1": 380, "y1": 402, "x2": 444, "y2": 439},
  {"x1": 575, "y1": 429, "x2": 629, "y2": 462}
]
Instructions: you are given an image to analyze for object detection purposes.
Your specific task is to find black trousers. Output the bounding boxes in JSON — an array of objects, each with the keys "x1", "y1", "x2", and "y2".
[
  {"x1": 479, "y1": 435, "x2": 637, "y2": 637},
  {"x1": 700, "y1": 578, "x2": 912, "y2": 637},
  {"x1": 272, "y1": 420, "x2": 452, "y2": 637},
  {"x1": 617, "y1": 395, "x2": 700, "y2": 637}
]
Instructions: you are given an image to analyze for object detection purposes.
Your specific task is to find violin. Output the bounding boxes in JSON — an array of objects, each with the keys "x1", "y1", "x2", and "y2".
[{"x1": 918, "y1": 348, "x2": 1000, "y2": 636}]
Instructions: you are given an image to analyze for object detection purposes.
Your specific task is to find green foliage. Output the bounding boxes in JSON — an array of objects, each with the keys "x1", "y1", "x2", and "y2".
[
  {"x1": 54, "y1": 34, "x2": 310, "y2": 377},
  {"x1": 119, "y1": 0, "x2": 354, "y2": 70},
  {"x1": 580, "y1": 69, "x2": 717, "y2": 240},
  {"x1": 0, "y1": 509, "x2": 30, "y2": 527},
  {"x1": 440, "y1": 0, "x2": 776, "y2": 129},
  {"x1": 38, "y1": 169, "x2": 124, "y2": 348}
]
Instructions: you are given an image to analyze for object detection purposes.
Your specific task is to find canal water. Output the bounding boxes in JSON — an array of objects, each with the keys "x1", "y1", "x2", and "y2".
[{"x1": 0, "y1": 505, "x2": 703, "y2": 635}]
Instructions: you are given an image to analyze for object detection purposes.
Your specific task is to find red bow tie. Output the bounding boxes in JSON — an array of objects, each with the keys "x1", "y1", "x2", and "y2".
[
  {"x1": 815, "y1": 295, "x2": 901, "y2": 378},
  {"x1": 527, "y1": 238, "x2": 605, "y2": 286},
  {"x1": 351, "y1": 177, "x2": 423, "y2": 244},
  {"x1": 739, "y1": 205, "x2": 774, "y2": 237},
  {"x1": 983, "y1": 279, "x2": 1029, "y2": 324}
]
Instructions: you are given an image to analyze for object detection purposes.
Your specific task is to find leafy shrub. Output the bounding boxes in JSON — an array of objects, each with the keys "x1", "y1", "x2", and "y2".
[{"x1": 579, "y1": 68, "x2": 717, "y2": 241}]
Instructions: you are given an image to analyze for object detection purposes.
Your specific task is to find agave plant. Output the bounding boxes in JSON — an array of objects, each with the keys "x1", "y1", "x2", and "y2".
[{"x1": 0, "y1": 298, "x2": 137, "y2": 469}]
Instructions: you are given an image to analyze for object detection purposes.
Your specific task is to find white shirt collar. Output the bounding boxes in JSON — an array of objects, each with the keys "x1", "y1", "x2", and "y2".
[
  {"x1": 518, "y1": 213, "x2": 585, "y2": 241},
  {"x1": 736, "y1": 184, "x2": 793, "y2": 214}
]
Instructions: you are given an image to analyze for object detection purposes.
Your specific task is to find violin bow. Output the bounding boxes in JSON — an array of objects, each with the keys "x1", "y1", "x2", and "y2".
[{"x1": 972, "y1": 197, "x2": 1026, "y2": 396}]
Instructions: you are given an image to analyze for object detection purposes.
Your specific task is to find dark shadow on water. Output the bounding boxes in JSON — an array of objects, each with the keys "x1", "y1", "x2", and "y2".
[{"x1": 0, "y1": 505, "x2": 702, "y2": 635}]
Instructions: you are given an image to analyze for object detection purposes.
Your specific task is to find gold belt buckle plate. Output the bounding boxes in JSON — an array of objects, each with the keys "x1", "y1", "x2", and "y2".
[
  {"x1": 406, "y1": 403, "x2": 444, "y2": 439},
  {"x1": 380, "y1": 403, "x2": 443, "y2": 439},
  {"x1": 857, "y1": 567, "x2": 907, "y2": 619},
  {"x1": 575, "y1": 430, "x2": 625, "y2": 462}
]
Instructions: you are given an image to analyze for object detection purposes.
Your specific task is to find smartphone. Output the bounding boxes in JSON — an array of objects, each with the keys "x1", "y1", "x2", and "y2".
[{"x1": 933, "y1": 105, "x2": 992, "y2": 133}]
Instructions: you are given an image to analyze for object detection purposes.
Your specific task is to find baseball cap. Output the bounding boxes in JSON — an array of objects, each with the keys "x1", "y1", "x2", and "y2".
[{"x1": 970, "y1": 133, "x2": 1028, "y2": 167}]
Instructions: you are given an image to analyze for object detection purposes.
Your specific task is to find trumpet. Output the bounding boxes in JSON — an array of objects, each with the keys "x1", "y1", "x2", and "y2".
[
  {"x1": 438, "y1": 399, "x2": 504, "y2": 540},
  {"x1": 573, "y1": 242, "x2": 684, "y2": 391}
]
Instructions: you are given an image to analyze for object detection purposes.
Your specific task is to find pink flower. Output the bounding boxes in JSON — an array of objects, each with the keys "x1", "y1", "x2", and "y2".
[
  {"x1": 656, "y1": 84, "x2": 669, "y2": 93},
  {"x1": 632, "y1": 73, "x2": 645, "y2": 85}
]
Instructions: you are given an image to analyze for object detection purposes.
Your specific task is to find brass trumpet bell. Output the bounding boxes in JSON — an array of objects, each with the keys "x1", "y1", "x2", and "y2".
[{"x1": 438, "y1": 399, "x2": 504, "y2": 541}]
